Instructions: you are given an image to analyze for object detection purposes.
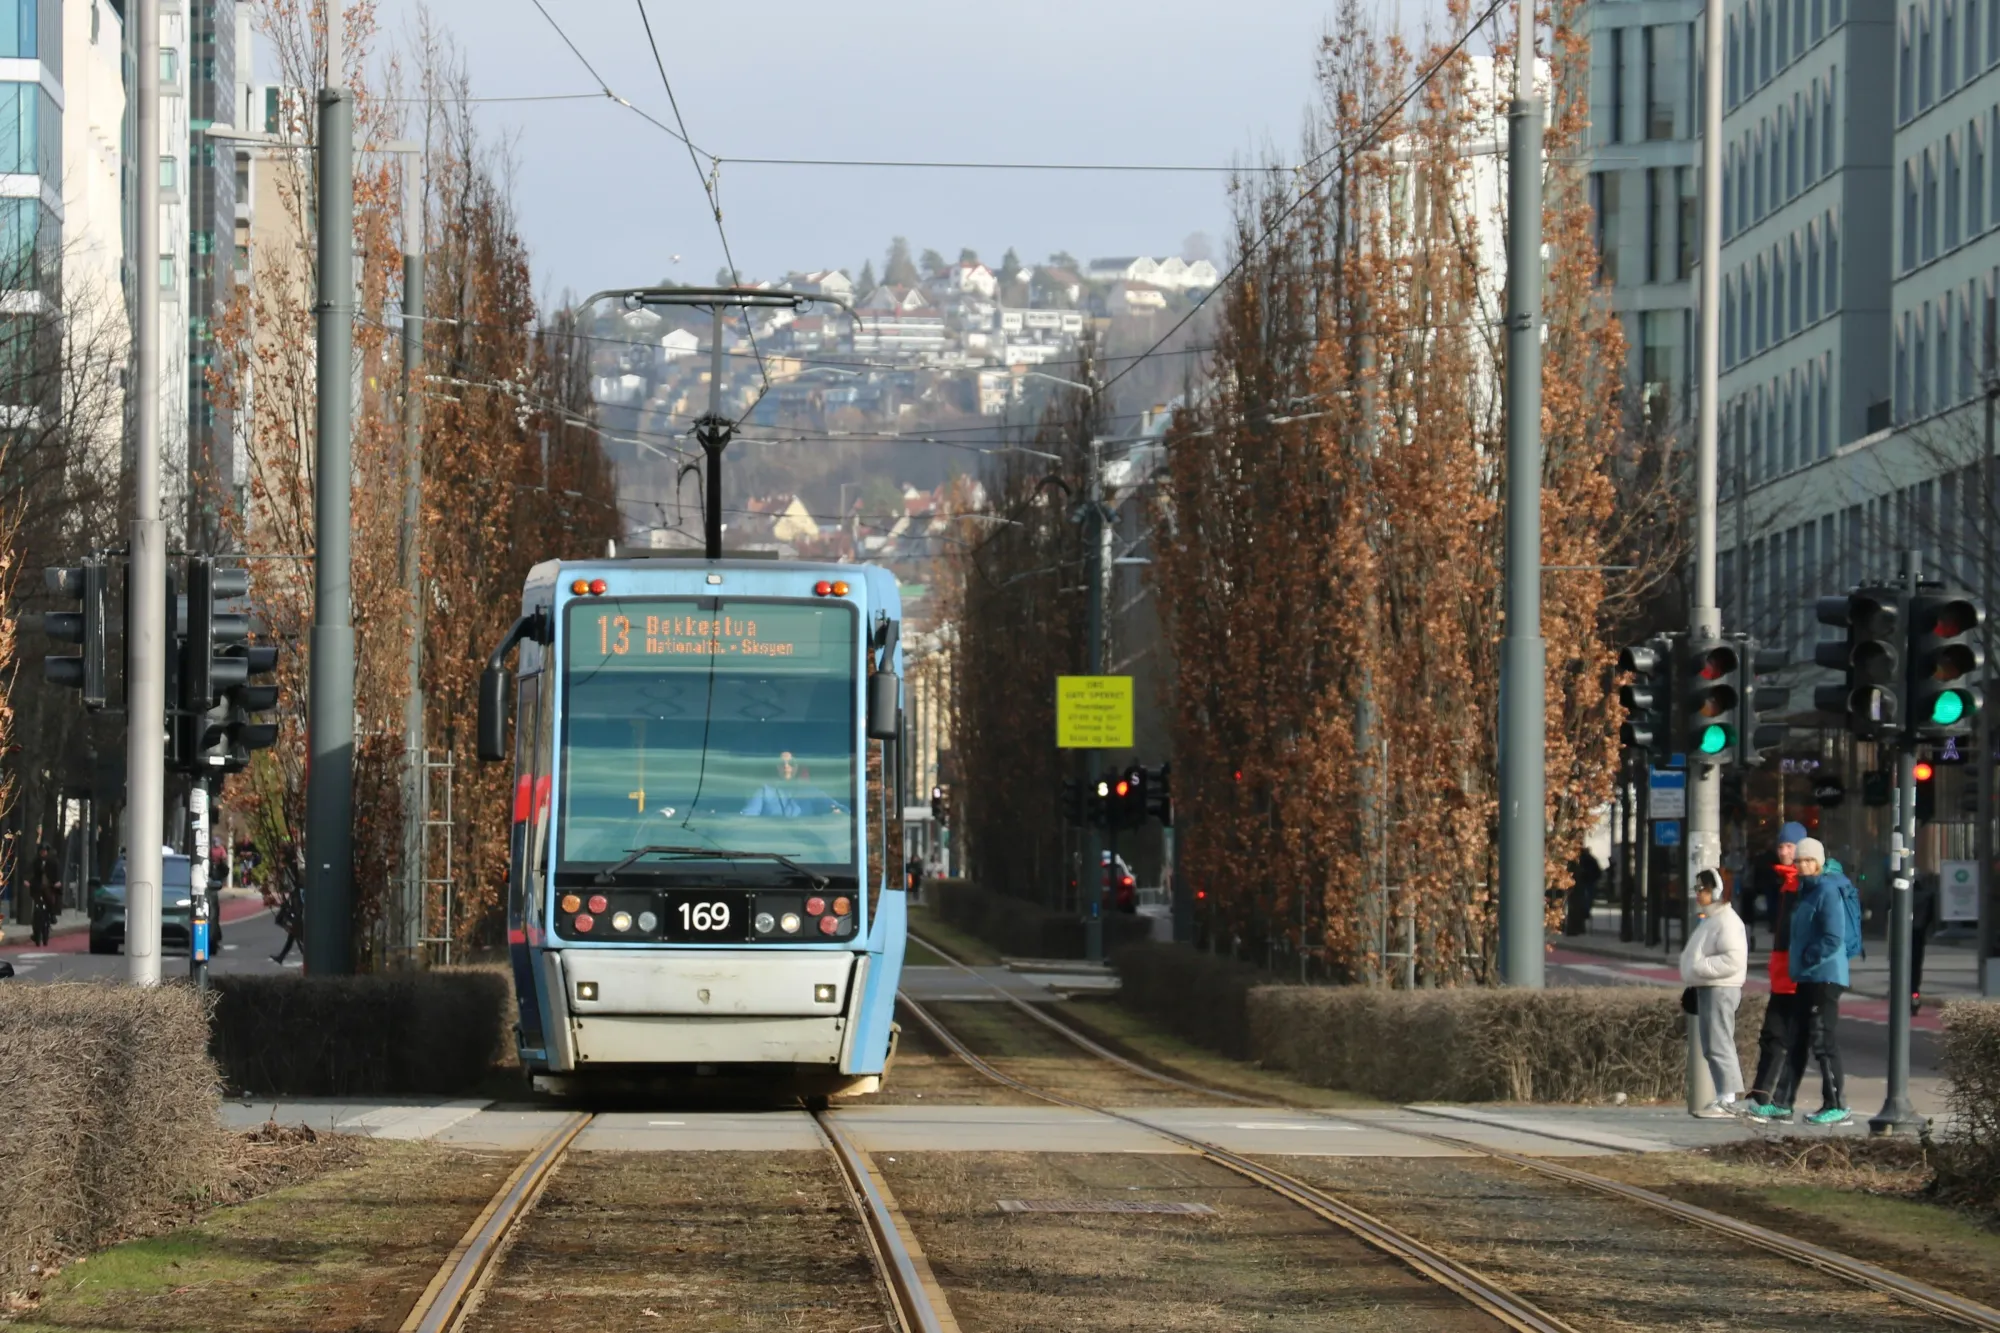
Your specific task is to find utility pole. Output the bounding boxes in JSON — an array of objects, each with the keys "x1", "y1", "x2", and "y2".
[
  {"x1": 127, "y1": 0, "x2": 166, "y2": 987},
  {"x1": 1983, "y1": 320, "x2": 1997, "y2": 996},
  {"x1": 1873, "y1": 549, "x2": 1926, "y2": 1134},
  {"x1": 1083, "y1": 435, "x2": 1107, "y2": 964},
  {"x1": 1498, "y1": 0, "x2": 1546, "y2": 988},
  {"x1": 1687, "y1": 0, "x2": 1727, "y2": 911},
  {"x1": 398, "y1": 151, "x2": 426, "y2": 969},
  {"x1": 304, "y1": 10, "x2": 356, "y2": 974}
]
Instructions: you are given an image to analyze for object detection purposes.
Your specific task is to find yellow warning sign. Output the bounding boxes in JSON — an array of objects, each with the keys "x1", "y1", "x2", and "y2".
[{"x1": 1056, "y1": 675, "x2": 1134, "y2": 749}]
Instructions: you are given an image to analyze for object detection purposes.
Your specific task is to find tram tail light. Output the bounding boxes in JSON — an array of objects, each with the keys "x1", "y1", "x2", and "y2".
[
  {"x1": 818, "y1": 914, "x2": 840, "y2": 936},
  {"x1": 805, "y1": 895, "x2": 826, "y2": 917},
  {"x1": 573, "y1": 913, "x2": 595, "y2": 933},
  {"x1": 832, "y1": 895, "x2": 851, "y2": 916}
]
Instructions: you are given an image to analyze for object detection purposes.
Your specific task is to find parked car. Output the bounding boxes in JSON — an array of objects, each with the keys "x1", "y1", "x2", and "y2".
[{"x1": 88, "y1": 852, "x2": 222, "y2": 955}]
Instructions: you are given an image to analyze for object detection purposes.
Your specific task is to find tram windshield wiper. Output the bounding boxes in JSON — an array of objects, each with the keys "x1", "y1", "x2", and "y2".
[{"x1": 594, "y1": 844, "x2": 829, "y2": 890}]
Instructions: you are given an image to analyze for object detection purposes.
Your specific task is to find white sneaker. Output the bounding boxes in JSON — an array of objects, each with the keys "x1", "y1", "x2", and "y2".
[{"x1": 1693, "y1": 1100, "x2": 1735, "y2": 1119}]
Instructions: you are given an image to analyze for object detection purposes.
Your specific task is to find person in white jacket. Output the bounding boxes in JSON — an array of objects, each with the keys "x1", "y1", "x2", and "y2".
[{"x1": 1680, "y1": 868, "x2": 1750, "y2": 1118}]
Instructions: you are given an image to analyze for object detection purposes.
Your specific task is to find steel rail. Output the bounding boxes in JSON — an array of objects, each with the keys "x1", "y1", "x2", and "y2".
[
  {"x1": 399, "y1": 1111, "x2": 593, "y2": 1333},
  {"x1": 899, "y1": 992, "x2": 1576, "y2": 1333},
  {"x1": 908, "y1": 931, "x2": 2000, "y2": 1332},
  {"x1": 815, "y1": 1110, "x2": 961, "y2": 1333}
]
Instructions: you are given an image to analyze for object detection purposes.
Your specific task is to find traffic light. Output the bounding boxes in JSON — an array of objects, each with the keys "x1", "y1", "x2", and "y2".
[
  {"x1": 1914, "y1": 759, "x2": 1937, "y2": 820},
  {"x1": 1737, "y1": 637, "x2": 1791, "y2": 767},
  {"x1": 1090, "y1": 774, "x2": 1111, "y2": 826},
  {"x1": 1060, "y1": 778, "x2": 1085, "y2": 826},
  {"x1": 41, "y1": 561, "x2": 107, "y2": 709},
  {"x1": 218, "y1": 642, "x2": 281, "y2": 773},
  {"x1": 1908, "y1": 587, "x2": 1982, "y2": 740},
  {"x1": 1144, "y1": 762, "x2": 1173, "y2": 827},
  {"x1": 1683, "y1": 636, "x2": 1742, "y2": 761},
  {"x1": 1815, "y1": 587, "x2": 1904, "y2": 739},
  {"x1": 1109, "y1": 766, "x2": 1149, "y2": 829},
  {"x1": 1863, "y1": 769, "x2": 1893, "y2": 806},
  {"x1": 930, "y1": 784, "x2": 945, "y2": 824},
  {"x1": 1616, "y1": 638, "x2": 1671, "y2": 751},
  {"x1": 176, "y1": 557, "x2": 254, "y2": 772}
]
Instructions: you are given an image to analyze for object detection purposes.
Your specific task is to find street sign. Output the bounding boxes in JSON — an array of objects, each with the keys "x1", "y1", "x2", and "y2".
[
  {"x1": 1941, "y1": 859, "x2": 1980, "y2": 923},
  {"x1": 1648, "y1": 768, "x2": 1688, "y2": 820},
  {"x1": 1056, "y1": 675, "x2": 1134, "y2": 749},
  {"x1": 1654, "y1": 820, "x2": 1682, "y2": 847}
]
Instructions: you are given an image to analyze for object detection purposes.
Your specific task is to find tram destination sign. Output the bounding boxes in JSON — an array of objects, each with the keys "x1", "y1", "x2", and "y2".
[
  {"x1": 572, "y1": 604, "x2": 837, "y2": 664},
  {"x1": 1056, "y1": 675, "x2": 1134, "y2": 749}
]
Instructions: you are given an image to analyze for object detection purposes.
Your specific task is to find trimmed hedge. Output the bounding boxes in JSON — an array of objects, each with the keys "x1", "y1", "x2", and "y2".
[
  {"x1": 0, "y1": 983, "x2": 228, "y2": 1289},
  {"x1": 927, "y1": 878, "x2": 1153, "y2": 960},
  {"x1": 1110, "y1": 942, "x2": 1267, "y2": 1059},
  {"x1": 1938, "y1": 1000, "x2": 2000, "y2": 1209},
  {"x1": 210, "y1": 971, "x2": 511, "y2": 1096},
  {"x1": 1113, "y1": 941, "x2": 1765, "y2": 1103}
]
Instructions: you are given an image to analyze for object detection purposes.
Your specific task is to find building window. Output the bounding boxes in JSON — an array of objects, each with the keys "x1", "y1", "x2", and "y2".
[
  {"x1": 1916, "y1": 315, "x2": 1930, "y2": 416},
  {"x1": 1922, "y1": 6, "x2": 1936, "y2": 108},
  {"x1": 1591, "y1": 170, "x2": 1621, "y2": 283},
  {"x1": 1925, "y1": 149, "x2": 1940, "y2": 261},
  {"x1": 1905, "y1": 162, "x2": 1921, "y2": 269},
  {"x1": 1774, "y1": 245, "x2": 1789, "y2": 338},
  {"x1": 1741, "y1": 263, "x2": 1755, "y2": 351},
  {"x1": 1779, "y1": 0, "x2": 1792, "y2": 64},
  {"x1": 161, "y1": 47, "x2": 178, "y2": 84},
  {"x1": 1940, "y1": 293, "x2": 1955, "y2": 405},
  {"x1": 1808, "y1": 226, "x2": 1822, "y2": 319},
  {"x1": 1805, "y1": 100, "x2": 1818, "y2": 182},
  {"x1": 1790, "y1": 236, "x2": 1804, "y2": 328},
  {"x1": 0, "y1": 0, "x2": 36, "y2": 58},
  {"x1": 1609, "y1": 27, "x2": 1626, "y2": 143},
  {"x1": 1814, "y1": 0, "x2": 1827, "y2": 38},
  {"x1": 1820, "y1": 366, "x2": 1832, "y2": 454},
  {"x1": 1648, "y1": 167, "x2": 1675, "y2": 282},
  {"x1": 1787, "y1": 100, "x2": 1800, "y2": 197},
  {"x1": 1827, "y1": 212, "x2": 1840, "y2": 304},
  {"x1": 1755, "y1": 133, "x2": 1767, "y2": 217},
  {"x1": 1782, "y1": 382, "x2": 1795, "y2": 473},
  {"x1": 159, "y1": 254, "x2": 174, "y2": 291},
  {"x1": 0, "y1": 82, "x2": 56, "y2": 180},
  {"x1": 1824, "y1": 77, "x2": 1837, "y2": 168},
  {"x1": 1901, "y1": 11, "x2": 1915, "y2": 120},
  {"x1": 1797, "y1": 0, "x2": 1809, "y2": 49},
  {"x1": 1970, "y1": 0, "x2": 1981, "y2": 73},
  {"x1": 1679, "y1": 166, "x2": 1698, "y2": 277},
  {"x1": 1724, "y1": 148, "x2": 1736, "y2": 234},
  {"x1": 1642, "y1": 310, "x2": 1679, "y2": 422},
  {"x1": 1726, "y1": 280, "x2": 1738, "y2": 364},
  {"x1": 1974, "y1": 121, "x2": 1988, "y2": 233},
  {"x1": 1897, "y1": 316, "x2": 1911, "y2": 420},
  {"x1": 1962, "y1": 289, "x2": 1976, "y2": 398},
  {"x1": 1729, "y1": 16, "x2": 1742, "y2": 104},
  {"x1": 1948, "y1": 133, "x2": 1963, "y2": 248},
  {"x1": 1762, "y1": 0, "x2": 1774, "y2": 80},
  {"x1": 1945, "y1": 0, "x2": 1958, "y2": 93},
  {"x1": 1738, "y1": 136, "x2": 1753, "y2": 230},
  {"x1": 1646, "y1": 26, "x2": 1676, "y2": 138},
  {"x1": 160, "y1": 155, "x2": 177, "y2": 192},
  {"x1": 1758, "y1": 258, "x2": 1770, "y2": 347}
]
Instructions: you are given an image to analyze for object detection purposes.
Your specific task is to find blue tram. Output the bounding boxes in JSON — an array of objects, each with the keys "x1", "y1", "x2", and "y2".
[{"x1": 477, "y1": 554, "x2": 908, "y2": 1099}]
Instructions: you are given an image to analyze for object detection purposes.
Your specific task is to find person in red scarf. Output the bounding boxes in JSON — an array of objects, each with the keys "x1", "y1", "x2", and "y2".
[{"x1": 1741, "y1": 821, "x2": 1807, "y2": 1112}]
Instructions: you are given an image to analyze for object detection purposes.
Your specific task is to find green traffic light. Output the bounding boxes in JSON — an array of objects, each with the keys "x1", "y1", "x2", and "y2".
[
  {"x1": 1698, "y1": 723, "x2": 1730, "y2": 755},
  {"x1": 1931, "y1": 691, "x2": 1967, "y2": 725}
]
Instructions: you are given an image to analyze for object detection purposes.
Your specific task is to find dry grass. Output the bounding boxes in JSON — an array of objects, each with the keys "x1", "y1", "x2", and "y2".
[
  {"x1": 882, "y1": 1150, "x2": 1506, "y2": 1332},
  {"x1": 0, "y1": 983, "x2": 229, "y2": 1296}
]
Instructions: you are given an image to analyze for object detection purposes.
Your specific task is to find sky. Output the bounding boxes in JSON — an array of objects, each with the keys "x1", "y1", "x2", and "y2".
[{"x1": 352, "y1": 1, "x2": 1393, "y2": 304}]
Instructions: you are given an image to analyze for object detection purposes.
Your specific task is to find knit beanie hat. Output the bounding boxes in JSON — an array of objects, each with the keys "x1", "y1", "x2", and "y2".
[
  {"x1": 1779, "y1": 821, "x2": 1809, "y2": 846},
  {"x1": 1796, "y1": 837, "x2": 1826, "y2": 863}
]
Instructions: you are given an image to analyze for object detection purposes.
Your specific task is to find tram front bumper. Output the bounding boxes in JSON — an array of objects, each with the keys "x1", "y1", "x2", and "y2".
[{"x1": 539, "y1": 947, "x2": 874, "y2": 1072}]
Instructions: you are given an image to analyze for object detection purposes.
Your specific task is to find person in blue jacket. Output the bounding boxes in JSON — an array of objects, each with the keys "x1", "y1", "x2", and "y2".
[{"x1": 1774, "y1": 837, "x2": 1851, "y2": 1125}]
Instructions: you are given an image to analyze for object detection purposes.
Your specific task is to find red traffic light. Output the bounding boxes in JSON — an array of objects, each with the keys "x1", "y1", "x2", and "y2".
[
  {"x1": 1115, "y1": 780, "x2": 1130, "y2": 797},
  {"x1": 1914, "y1": 761, "x2": 1936, "y2": 781}
]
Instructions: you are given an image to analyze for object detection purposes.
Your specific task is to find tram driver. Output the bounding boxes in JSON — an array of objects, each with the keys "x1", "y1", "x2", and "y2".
[{"x1": 740, "y1": 751, "x2": 847, "y2": 818}]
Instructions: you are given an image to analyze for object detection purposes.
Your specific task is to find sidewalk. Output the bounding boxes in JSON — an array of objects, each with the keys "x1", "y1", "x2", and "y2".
[
  {"x1": 1554, "y1": 903, "x2": 1984, "y2": 1004},
  {"x1": 0, "y1": 887, "x2": 265, "y2": 949}
]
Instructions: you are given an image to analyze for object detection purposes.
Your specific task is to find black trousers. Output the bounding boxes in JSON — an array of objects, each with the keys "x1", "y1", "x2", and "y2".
[
  {"x1": 1775, "y1": 981, "x2": 1845, "y2": 1111},
  {"x1": 1748, "y1": 990, "x2": 1800, "y2": 1099}
]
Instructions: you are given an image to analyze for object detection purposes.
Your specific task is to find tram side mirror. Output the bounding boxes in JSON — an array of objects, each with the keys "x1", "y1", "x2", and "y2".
[
  {"x1": 477, "y1": 666, "x2": 508, "y2": 762},
  {"x1": 867, "y1": 671, "x2": 900, "y2": 741}
]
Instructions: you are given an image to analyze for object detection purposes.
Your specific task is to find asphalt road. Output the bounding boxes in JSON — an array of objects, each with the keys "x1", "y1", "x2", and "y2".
[{"x1": 0, "y1": 897, "x2": 297, "y2": 983}]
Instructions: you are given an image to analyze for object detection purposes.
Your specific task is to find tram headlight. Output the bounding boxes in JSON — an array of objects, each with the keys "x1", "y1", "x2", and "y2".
[
  {"x1": 611, "y1": 911, "x2": 633, "y2": 933},
  {"x1": 780, "y1": 912, "x2": 802, "y2": 934},
  {"x1": 755, "y1": 911, "x2": 776, "y2": 934},
  {"x1": 637, "y1": 910, "x2": 658, "y2": 933}
]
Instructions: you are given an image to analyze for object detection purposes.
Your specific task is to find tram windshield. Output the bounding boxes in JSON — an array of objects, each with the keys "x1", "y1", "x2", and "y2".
[{"x1": 558, "y1": 598, "x2": 859, "y2": 881}]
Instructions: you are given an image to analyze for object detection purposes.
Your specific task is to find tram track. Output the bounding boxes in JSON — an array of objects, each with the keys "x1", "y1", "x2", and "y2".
[
  {"x1": 395, "y1": 1107, "x2": 958, "y2": 1333},
  {"x1": 907, "y1": 929, "x2": 2000, "y2": 1332}
]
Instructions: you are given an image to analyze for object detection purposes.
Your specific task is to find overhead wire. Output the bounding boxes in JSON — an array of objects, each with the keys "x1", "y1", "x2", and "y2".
[{"x1": 526, "y1": 0, "x2": 702, "y2": 149}]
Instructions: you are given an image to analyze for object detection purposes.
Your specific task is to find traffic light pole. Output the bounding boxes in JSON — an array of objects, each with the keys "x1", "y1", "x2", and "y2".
[
  {"x1": 305, "y1": 15, "x2": 357, "y2": 975},
  {"x1": 126, "y1": 0, "x2": 166, "y2": 987},
  {"x1": 1083, "y1": 436, "x2": 1107, "y2": 964},
  {"x1": 1873, "y1": 550, "x2": 1925, "y2": 1135},
  {"x1": 399, "y1": 169, "x2": 426, "y2": 971},
  {"x1": 1983, "y1": 363, "x2": 1997, "y2": 997},
  {"x1": 1687, "y1": 0, "x2": 1726, "y2": 913},
  {"x1": 1497, "y1": 0, "x2": 1546, "y2": 989}
]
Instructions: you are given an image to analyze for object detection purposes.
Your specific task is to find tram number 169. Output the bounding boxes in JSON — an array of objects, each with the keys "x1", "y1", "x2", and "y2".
[
  {"x1": 663, "y1": 892, "x2": 748, "y2": 942},
  {"x1": 680, "y1": 901, "x2": 731, "y2": 932}
]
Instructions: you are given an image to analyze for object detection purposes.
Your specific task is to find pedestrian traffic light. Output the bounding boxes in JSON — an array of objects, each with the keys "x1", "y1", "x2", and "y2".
[
  {"x1": 41, "y1": 561, "x2": 107, "y2": 709},
  {"x1": 1616, "y1": 638, "x2": 1672, "y2": 752},
  {"x1": 1737, "y1": 637, "x2": 1791, "y2": 767},
  {"x1": 1089, "y1": 774, "x2": 1111, "y2": 826},
  {"x1": 1914, "y1": 760, "x2": 1937, "y2": 820},
  {"x1": 1683, "y1": 636, "x2": 1741, "y2": 761},
  {"x1": 1814, "y1": 587, "x2": 1904, "y2": 739},
  {"x1": 1908, "y1": 587, "x2": 1982, "y2": 740}
]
